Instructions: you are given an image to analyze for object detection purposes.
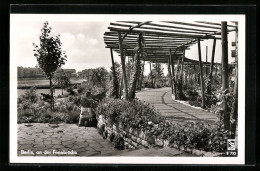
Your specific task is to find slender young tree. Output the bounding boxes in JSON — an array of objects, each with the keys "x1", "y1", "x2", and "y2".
[{"x1": 33, "y1": 21, "x2": 67, "y2": 111}]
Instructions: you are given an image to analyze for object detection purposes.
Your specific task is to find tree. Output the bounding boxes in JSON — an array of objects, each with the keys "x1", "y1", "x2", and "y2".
[
  {"x1": 54, "y1": 69, "x2": 71, "y2": 95},
  {"x1": 33, "y1": 21, "x2": 67, "y2": 111},
  {"x1": 81, "y1": 67, "x2": 108, "y2": 90},
  {"x1": 151, "y1": 63, "x2": 164, "y2": 88}
]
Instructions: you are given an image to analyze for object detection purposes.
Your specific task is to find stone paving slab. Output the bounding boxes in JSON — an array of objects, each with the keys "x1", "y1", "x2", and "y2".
[
  {"x1": 136, "y1": 87, "x2": 219, "y2": 124},
  {"x1": 17, "y1": 123, "x2": 117, "y2": 157}
]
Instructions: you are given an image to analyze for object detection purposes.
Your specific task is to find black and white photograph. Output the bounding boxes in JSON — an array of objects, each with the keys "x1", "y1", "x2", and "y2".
[{"x1": 10, "y1": 14, "x2": 245, "y2": 164}]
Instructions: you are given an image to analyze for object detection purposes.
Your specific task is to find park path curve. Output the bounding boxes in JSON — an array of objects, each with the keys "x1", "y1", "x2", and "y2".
[{"x1": 136, "y1": 87, "x2": 218, "y2": 124}]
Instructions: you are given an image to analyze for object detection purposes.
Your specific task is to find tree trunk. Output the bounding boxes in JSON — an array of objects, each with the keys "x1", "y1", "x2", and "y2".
[
  {"x1": 62, "y1": 88, "x2": 63, "y2": 96},
  {"x1": 50, "y1": 76, "x2": 53, "y2": 111}
]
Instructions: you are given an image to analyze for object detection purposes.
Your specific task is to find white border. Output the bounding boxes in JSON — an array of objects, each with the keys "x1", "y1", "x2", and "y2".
[{"x1": 10, "y1": 14, "x2": 245, "y2": 164}]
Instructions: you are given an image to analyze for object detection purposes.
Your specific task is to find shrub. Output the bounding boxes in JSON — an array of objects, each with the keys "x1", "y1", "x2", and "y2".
[
  {"x1": 80, "y1": 97, "x2": 98, "y2": 108},
  {"x1": 97, "y1": 98, "x2": 162, "y2": 128},
  {"x1": 77, "y1": 85, "x2": 87, "y2": 94},
  {"x1": 49, "y1": 112, "x2": 69, "y2": 124},
  {"x1": 68, "y1": 110, "x2": 80, "y2": 123},
  {"x1": 21, "y1": 87, "x2": 39, "y2": 103},
  {"x1": 98, "y1": 124, "x2": 105, "y2": 134},
  {"x1": 66, "y1": 102, "x2": 74, "y2": 112},
  {"x1": 66, "y1": 87, "x2": 77, "y2": 96},
  {"x1": 114, "y1": 135, "x2": 124, "y2": 150},
  {"x1": 103, "y1": 130, "x2": 108, "y2": 139},
  {"x1": 109, "y1": 132, "x2": 115, "y2": 142}
]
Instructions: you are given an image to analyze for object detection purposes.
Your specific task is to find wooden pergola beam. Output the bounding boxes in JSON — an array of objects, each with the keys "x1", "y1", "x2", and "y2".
[
  {"x1": 108, "y1": 26, "x2": 217, "y2": 39},
  {"x1": 105, "y1": 40, "x2": 191, "y2": 43},
  {"x1": 118, "y1": 21, "x2": 218, "y2": 33},
  {"x1": 111, "y1": 22, "x2": 212, "y2": 35},
  {"x1": 164, "y1": 21, "x2": 223, "y2": 30},
  {"x1": 105, "y1": 42, "x2": 193, "y2": 46},
  {"x1": 121, "y1": 21, "x2": 151, "y2": 40},
  {"x1": 104, "y1": 34, "x2": 193, "y2": 40},
  {"x1": 196, "y1": 21, "x2": 237, "y2": 28}
]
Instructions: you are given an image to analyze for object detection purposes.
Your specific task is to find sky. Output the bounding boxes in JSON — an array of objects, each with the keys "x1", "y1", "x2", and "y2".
[{"x1": 11, "y1": 14, "x2": 237, "y2": 76}]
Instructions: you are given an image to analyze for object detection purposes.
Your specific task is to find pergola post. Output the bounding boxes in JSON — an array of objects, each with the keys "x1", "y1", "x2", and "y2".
[
  {"x1": 176, "y1": 55, "x2": 181, "y2": 80},
  {"x1": 207, "y1": 38, "x2": 216, "y2": 94},
  {"x1": 221, "y1": 21, "x2": 230, "y2": 131},
  {"x1": 231, "y1": 22, "x2": 238, "y2": 139},
  {"x1": 118, "y1": 31, "x2": 129, "y2": 99},
  {"x1": 110, "y1": 48, "x2": 119, "y2": 98},
  {"x1": 168, "y1": 57, "x2": 173, "y2": 94},
  {"x1": 154, "y1": 62, "x2": 158, "y2": 87},
  {"x1": 119, "y1": 75, "x2": 123, "y2": 98},
  {"x1": 197, "y1": 38, "x2": 205, "y2": 108},
  {"x1": 180, "y1": 49, "x2": 185, "y2": 83},
  {"x1": 205, "y1": 46, "x2": 208, "y2": 76},
  {"x1": 138, "y1": 61, "x2": 145, "y2": 90},
  {"x1": 170, "y1": 49, "x2": 177, "y2": 99},
  {"x1": 149, "y1": 62, "x2": 154, "y2": 88}
]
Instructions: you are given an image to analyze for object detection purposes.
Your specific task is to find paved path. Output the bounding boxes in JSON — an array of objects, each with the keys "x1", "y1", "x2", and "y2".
[
  {"x1": 136, "y1": 87, "x2": 218, "y2": 124},
  {"x1": 17, "y1": 123, "x2": 117, "y2": 156},
  {"x1": 17, "y1": 123, "x2": 193, "y2": 157}
]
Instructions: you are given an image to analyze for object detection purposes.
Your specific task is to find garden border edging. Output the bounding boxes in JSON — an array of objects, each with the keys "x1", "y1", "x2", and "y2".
[{"x1": 97, "y1": 114, "x2": 224, "y2": 157}]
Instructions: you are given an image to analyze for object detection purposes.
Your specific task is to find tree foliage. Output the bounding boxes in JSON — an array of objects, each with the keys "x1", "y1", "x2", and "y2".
[
  {"x1": 81, "y1": 67, "x2": 108, "y2": 89},
  {"x1": 33, "y1": 21, "x2": 67, "y2": 79}
]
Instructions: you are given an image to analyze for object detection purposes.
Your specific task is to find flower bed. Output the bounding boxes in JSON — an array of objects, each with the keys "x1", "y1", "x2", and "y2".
[{"x1": 96, "y1": 98, "x2": 228, "y2": 154}]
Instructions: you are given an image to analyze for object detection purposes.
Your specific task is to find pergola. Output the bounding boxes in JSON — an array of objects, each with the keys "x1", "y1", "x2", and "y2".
[{"x1": 103, "y1": 21, "x2": 238, "y2": 110}]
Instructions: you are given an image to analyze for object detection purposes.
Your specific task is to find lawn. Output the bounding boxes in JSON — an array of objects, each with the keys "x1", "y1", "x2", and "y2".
[{"x1": 18, "y1": 77, "x2": 86, "y2": 88}]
